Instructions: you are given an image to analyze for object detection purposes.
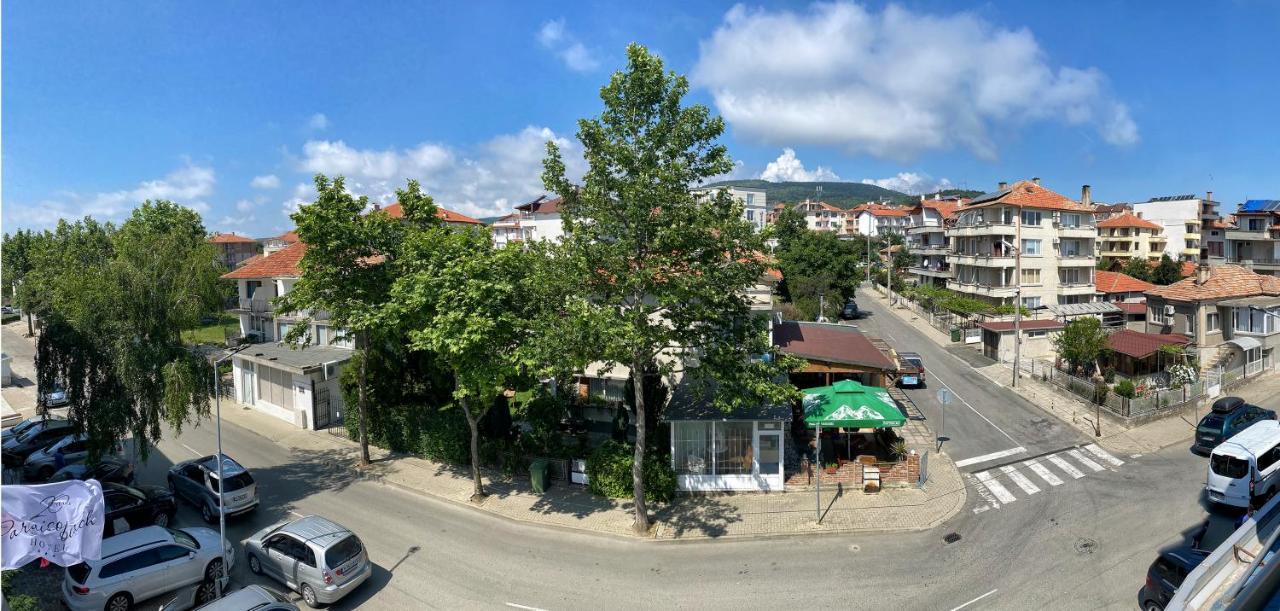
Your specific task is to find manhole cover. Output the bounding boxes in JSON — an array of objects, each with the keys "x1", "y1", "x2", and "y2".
[
  {"x1": 944, "y1": 532, "x2": 962, "y2": 544},
  {"x1": 1075, "y1": 538, "x2": 1098, "y2": 554},
  {"x1": 848, "y1": 544, "x2": 861, "y2": 553}
]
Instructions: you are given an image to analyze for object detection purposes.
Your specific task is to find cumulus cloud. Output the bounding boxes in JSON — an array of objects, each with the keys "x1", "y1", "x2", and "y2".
[
  {"x1": 250, "y1": 174, "x2": 280, "y2": 189},
  {"x1": 537, "y1": 19, "x2": 600, "y2": 72},
  {"x1": 216, "y1": 200, "x2": 257, "y2": 232},
  {"x1": 693, "y1": 2, "x2": 1139, "y2": 159},
  {"x1": 759, "y1": 148, "x2": 840, "y2": 182},
  {"x1": 292, "y1": 126, "x2": 585, "y2": 219},
  {"x1": 308, "y1": 113, "x2": 329, "y2": 130},
  {"x1": 235, "y1": 199, "x2": 255, "y2": 213},
  {"x1": 861, "y1": 172, "x2": 953, "y2": 195},
  {"x1": 5, "y1": 161, "x2": 216, "y2": 229}
]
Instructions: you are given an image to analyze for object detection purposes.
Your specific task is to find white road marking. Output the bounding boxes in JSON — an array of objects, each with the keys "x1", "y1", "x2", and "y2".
[
  {"x1": 1068, "y1": 449, "x2": 1105, "y2": 472},
  {"x1": 1048, "y1": 454, "x2": 1085, "y2": 479},
  {"x1": 955, "y1": 447, "x2": 1028, "y2": 468},
  {"x1": 289, "y1": 510, "x2": 306, "y2": 518},
  {"x1": 179, "y1": 443, "x2": 203, "y2": 457},
  {"x1": 975, "y1": 471, "x2": 1016, "y2": 504},
  {"x1": 928, "y1": 372, "x2": 1022, "y2": 447},
  {"x1": 506, "y1": 604, "x2": 548, "y2": 611},
  {"x1": 1024, "y1": 459, "x2": 1064, "y2": 486},
  {"x1": 951, "y1": 589, "x2": 999, "y2": 611},
  {"x1": 1085, "y1": 443, "x2": 1125, "y2": 467},
  {"x1": 972, "y1": 505, "x2": 993, "y2": 514},
  {"x1": 965, "y1": 474, "x2": 1001, "y2": 512},
  {"x1": 1000, "y1": 465, "x2": 1041, "y2": 495}
]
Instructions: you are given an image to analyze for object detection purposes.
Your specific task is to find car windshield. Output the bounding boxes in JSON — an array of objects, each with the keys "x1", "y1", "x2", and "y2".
[
  {"x1": 67, "y1": 562, "x2": 91, "y2": 584},
  {"x1": 16, "y1": 425, "x2": 47, "y2": 442},
  {"x1": 905, "y1": 358, "x2": 923, "y2": 368},
  {"x1": 324, "y1": 535, "x2": 363, "y2": 568},
  {"x1": 1211, "y1": 454, "x2": 1250, "y2": 479},
  {"x1": 1199, "y1": 415, "x2": 1225, "y2": 433},
  {"x1": 168, "y1": 528, "x2": 199, "y2": 549},
  {"x1": 209, "y1": 471, "x2": 254, "y2": 492}
]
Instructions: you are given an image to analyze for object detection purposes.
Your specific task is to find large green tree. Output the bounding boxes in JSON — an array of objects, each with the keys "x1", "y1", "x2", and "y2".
[
  {"x1": 1053, "y1": 317, "x2": 1109, "y2": 375},
  {"x1": 35, "y1": 202, "x2": 224, "y2": 457},
  {"x1": 1121, "y1": 256, "x2": 1153, "y2": 282},
  {"x1": 1152, "y1": 253, "x2": 1184, "y2": 285},
  {"x1": 276, "y1": 176, "x2": 439, "y2": 466},
  {"x1": 776, "y1": 230, "x2": 861, "y2": 319},
  {"x1": 542, "y1": 44, "x2": 797, "y2": 534},
  {"x1": 2, "y1": 229, "x2": 41, "y2": 336}
]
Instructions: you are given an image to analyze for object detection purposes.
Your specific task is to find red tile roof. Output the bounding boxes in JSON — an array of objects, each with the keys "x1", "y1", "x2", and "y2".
[
  {"x1": 967, "y1": 180, "x2": 1095, "y2": 212},
  {"x1": 976, "y1": 319, "x2": 1064, "y2": 333},
  {"x1": 273, "y1": 230, "x2": 299, "y2": 243},
  {"x1": 1145, "y1": 264, "x2": 1280, "y2": 302},
  {"x1": 1116, "y1": 301, "x2": 1147, "y2": 315},
  {"x1": 1095, "y1": 271, "x2": 1157, "y2": 294},
  {"x1": 1097, "y1": 212, "x2": 1163, "y2": 230},
  {"x1": 381, "y1": 202, "x2": 483, "y2": 225},
  {"x1": 772, "y1": 321, "x2": 897, "y2": 370},
  {"x1": 516, "y1": 196, "x2": 562, "y2": 215},
  {"x1": 1106, "y1": 329, "x2": 1190, "y2": 359},
  {"x1": 209, "y1": 232, "x2": 257, "y2": 244},
  {"x1": 221, "y1": 241, "x2": 306, "y2": 279}
]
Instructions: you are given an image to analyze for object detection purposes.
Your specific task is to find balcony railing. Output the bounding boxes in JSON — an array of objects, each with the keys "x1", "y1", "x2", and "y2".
[
  {"x1": 1233, "y1": 258, "x2": 1280, "y2": 268},
  {"x1": 236, "y1": 297, "x2": 272, "y2": 313}
]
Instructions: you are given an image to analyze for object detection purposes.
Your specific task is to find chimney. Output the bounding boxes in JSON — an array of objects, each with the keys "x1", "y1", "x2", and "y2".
[
  {"x1": 373, "y1": 203, "x2": 381, "y2": 211},
  {"x1": 998, "y1": 181, "x2": 1008, "y2": 190},
  {"x1": 920, "y1": 195, "x2": 925, "y2": 203},
  {"x1": 1195, "y1": 260, "x2": 1211, "y2": 285},
  {"x1": 1032, "y1": 177, "x2": 1041, "y2": 186},
  {"x1": 1081, "y1": 185, "x2": 1092, "y2": 206},
  {"x1": 1136, "y1": 212, "x2": 1143, "y2": 219}
]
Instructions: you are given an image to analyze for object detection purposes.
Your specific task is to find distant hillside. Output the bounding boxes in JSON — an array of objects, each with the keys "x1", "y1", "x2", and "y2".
[
  {"x1": 702, "y1": 179, "x2": 907, "y2": 209},
  {"x1": 932, "y1": 188, "x2": 985, "y2": 200}
]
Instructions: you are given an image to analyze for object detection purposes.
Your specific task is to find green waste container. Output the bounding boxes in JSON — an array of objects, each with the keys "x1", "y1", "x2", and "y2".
[
  {"x1": 950, "y1": 327, "x2": 961, "y2": 342},
  {"x1": 530, "y1": 459, "x2": 549, "y2": 493}
]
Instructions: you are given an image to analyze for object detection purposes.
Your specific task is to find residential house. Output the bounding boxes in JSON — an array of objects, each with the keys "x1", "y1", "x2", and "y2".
[
  {"x1": 1144, "y1": 263, "x2": 1280, "y2": 373},
  {"x1": 1105, "y1": 329, "x2": 1192, "y2": 377},
  {"x1": 766, "y1": 202, "x2": 787, "y2": 225},
  {"x1": 847, "y1": 203, "x2": 911, "y2": 237},
  {"x1": 945, "y1": 179, "x2": 1097, "y2": 309},
  {"x1": 1131, "y1": 192, "x2": 1222, "y2": 261},
  {"x1": 1096, "y1": 270, "x2": 1156, "y2": 330},
  {"x1": 490, "y1": 196, "x2": 564, "y2": 247},
  {"x1": 906, "y1": 196, "x2": 963, "y2": 288},
  {"x1": 796, "y1": 200, "x2": 846, "y2": 233},
  {"x1": 210, "y1": 233, "x2": 259, "y2": 268},
  {"x1": 692, "y1": 186, "x2": 768, "y2": 232},
  {"x1": 381, "y1": 201, "x2": 484, "y2": 227},
  {"x1": 1093, "y1": 202, "x2": 1133, "y2": 221},
  {"x1": 261, "y1": 230, "x2": 298, "y2": 256},
  {"x1": 1225, "y1": 200, "x2": 1280, "y2": 276},
  {"x1": 977, "y1": 319, "x2": 1064, "y2": 363},
  {"x1": 1096, "y1": 212, "x2": 1167, "y2": 267}
]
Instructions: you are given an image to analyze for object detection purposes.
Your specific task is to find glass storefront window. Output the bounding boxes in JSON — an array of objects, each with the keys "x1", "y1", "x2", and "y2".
[
  {"x1": 716, "y1": 422, "x2": 754, "y2": 475},
  {"x1": 673, "y1": 422, "x2": 711, "y2": 475}
]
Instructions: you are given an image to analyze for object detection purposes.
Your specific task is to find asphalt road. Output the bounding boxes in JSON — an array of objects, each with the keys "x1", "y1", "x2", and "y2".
[{"x1": 852, "y1": 288, "x2": 1089, "y2": 471}]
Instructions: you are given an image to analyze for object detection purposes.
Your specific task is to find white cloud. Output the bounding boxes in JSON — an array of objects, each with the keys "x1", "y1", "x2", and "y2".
[
  {"x1": 537, "y1": 19, "x2": 600, "y2": 72},
  {"x1": 5, "y1": 161, "x2": 216, "y2": 229},
  {"x1": 235, "y1": 199, "x2": 255, "y2": 213},
  {"x1": 293, "y1": 126, "x2": 585, "y2": 219},
  {"x1": 308, "y1": 113, "x2": 329, "y2": 130},
  {"x1": 250, "y1": 174, "x2": 280, "y2": 189},
  {"x1": 693, "y1": 3, "x2": 1139, "y2": 160},
  {"x1": 861, "y1": 172, "x2": 953, "y2": 195},
  {"x1": 759, "y1": 148, "x2": 840, "y2": 182},
  {"x1": 282, "y1": 183, "x2": 314, "y2": 218}
]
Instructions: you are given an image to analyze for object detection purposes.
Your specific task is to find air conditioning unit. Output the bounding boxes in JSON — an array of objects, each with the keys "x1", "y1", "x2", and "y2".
[{"x1": 1164, "y1": 305, "x2": 1176, "y2": 317}]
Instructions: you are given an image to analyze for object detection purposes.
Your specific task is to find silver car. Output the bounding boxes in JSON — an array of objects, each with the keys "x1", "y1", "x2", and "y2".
[
  {"x1": 23, "y1": 433, "x2": 90, "y2": 480},
  {"x1": 244, "y1": 516, "x2": 371, "y2": 608},
  {"x1": 160, "y1": 584, "x2": 298, "y2": 611},
  {"x1": 62, "y1": 526, "x2": 233, "y2": 611}
]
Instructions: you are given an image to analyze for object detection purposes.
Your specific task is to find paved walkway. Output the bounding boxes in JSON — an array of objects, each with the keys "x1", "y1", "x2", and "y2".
[{"x1": 219, "y1": 400, "x2": 967, "y2": 540}]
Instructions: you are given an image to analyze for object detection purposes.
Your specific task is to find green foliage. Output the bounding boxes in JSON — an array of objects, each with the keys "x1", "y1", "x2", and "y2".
[
  {"x1": 1093, "y1": 379, "x2": 1110, "y2": 405},
  {"x1": 585, "y1": 440, "x2": 677, "y2": 503},
  {"x1": 338, "y1": 344, "x2": 459, "y2": 458},
  {"x1": 1114, "y1": 379, "x2": 1137, "y2": 398},
  {"x1": 702, "y1": 179, "x2": 981, "y2": 208},
  {"x1": 1121, "y1": 256, "x2": 1153, "y2": 282},
  {"x1": 992, "y1": 304, "x2": 1032, "y2": 317},
  {"x1": 1152, "y1": 254, "x2": 1184, "y2": 285},
  {"x1": 1053, "y1": 317, "x2": 1109, "y2": 373},
  {"x1": 1, "y1": 313, "x2": 18, "y2": 325}
]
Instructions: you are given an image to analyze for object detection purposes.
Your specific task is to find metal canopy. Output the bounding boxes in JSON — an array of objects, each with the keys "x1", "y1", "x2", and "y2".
[
  {"x1": 1048, "y1": 302, "x2": 1123, "y2": 316},
  {"x1": 1226, "y1": 337, "x2": 1264, "y2": 351}
]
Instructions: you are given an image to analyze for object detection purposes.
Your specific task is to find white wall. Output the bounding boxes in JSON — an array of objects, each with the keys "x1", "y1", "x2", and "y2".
[{"x1": 1133, "y1": 199, "x2": 1199, "y2": 260}]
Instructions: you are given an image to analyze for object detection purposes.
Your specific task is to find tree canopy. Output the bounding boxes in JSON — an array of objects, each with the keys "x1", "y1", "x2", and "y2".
[
  {"x1": 1053, "y1": 316, "x2": 1109, "y2": 374},
  {"x1": 1152, "y1": 254, "x2": 1184, "y2": 285}
]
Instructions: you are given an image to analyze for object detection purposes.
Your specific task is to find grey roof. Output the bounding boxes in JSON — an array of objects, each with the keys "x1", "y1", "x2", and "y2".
[
  {"x1": 236, "y1": 343, "x2": 353, "y2": 373},
  {"x1": 1048, "y1": 302, "x2": 1123, "y2": 316},
  {"x1": 662, "y1": 381, "x2": 791, "y2": 422},
  {"x1": 968, "y1": 188, "x2": 1012, "y2": 206},
  {"x1": 281, "y1": 515, "x2": 353, "y2": 547}
]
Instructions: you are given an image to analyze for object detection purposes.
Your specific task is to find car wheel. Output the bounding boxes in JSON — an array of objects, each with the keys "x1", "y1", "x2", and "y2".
[
  {"x1": 301, "y1": 583, "x2": 321, "y2": 608},
  {"x1": 105, "y1": 592, "x2": 132, "y2": 611},
  {"x1": 247, "y1": 553, "x2": 262, "y2": 575},
  {"x1": 201, "y1": 502, "x2": 215, "y2": 524},
  {"x1": 152, "y1": 511, "x2": 169, "y2": 527},
  {"x1": 1144, "y1": 601, "x2": 1163, "y2": 611},
  {"x1": 194, "y1": 580, "x2": 217, "y2": 604},
  {"x1": 205, "y1": 558, "x2": 224, "y2": 583}
]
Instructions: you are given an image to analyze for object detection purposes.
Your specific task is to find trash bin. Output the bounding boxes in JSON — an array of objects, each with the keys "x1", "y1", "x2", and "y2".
[
  {"x1": 530, "y1": 459, "x2": 549, "y2": 493},
  {"x1": 950, "y1": 327, "x2": 961, "y2": 342}
]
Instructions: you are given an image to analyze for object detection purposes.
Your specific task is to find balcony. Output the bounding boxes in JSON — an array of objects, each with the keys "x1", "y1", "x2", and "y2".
[
  {"x1": 1233, "y1": 258, "x2": 1280, "y2": 270},
  {"x1": 907, "y1": 224, "x2": 944, "y2": 235},
  {"x1": 1227, "y1": 229, "x2": 1277, "y2": 241},
  {"x1": 1057, "y1": 283, "x2": 1095, "y2": 296},
  {"x1": 911, "y1": 245, "x2": 950, "y2": 256},
  {"x1": 234, "y1": 297, "x2": 273, "y2": 313},
  {"x1": 950, "y1": 253, "x2": 1016, "y2": 267},
  {"x1": 910, "y1": 265, "x2": 953, "y2": 278},
  {"x1": 947, "y1": 281, "x2": 1016, "y2": 298},
  {"x1": 1185, "y1": 232, "x2": 1202, "y2": 241},
  {"x1": 1058, "y1": 255, "x2": 1097, "y2": 266},
  {"x1": 1056, "y1": 225, "x2": 1098, "y2": 238},
  {"x1": 947, "y1": 223, "x2": 1016, "y2": 237}
]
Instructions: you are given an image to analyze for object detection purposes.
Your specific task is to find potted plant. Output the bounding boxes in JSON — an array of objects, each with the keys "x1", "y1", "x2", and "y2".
[
  {"x1": 890, "y1": 440, "x2": 910, "y2": 461},
  {"x1": 824, "y1": 462, "x2": 839, "y2": 475}
]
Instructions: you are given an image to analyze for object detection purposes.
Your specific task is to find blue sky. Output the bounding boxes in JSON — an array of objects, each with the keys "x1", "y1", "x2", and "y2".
[{"x1": 4, "y1": 1, "x2": 1279, "y2": 235}]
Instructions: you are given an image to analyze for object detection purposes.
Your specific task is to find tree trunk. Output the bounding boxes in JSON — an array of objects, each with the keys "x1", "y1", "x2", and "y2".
[
  {"x1": 630, "y1": 357, "x2": 650, "y2": 535},
  {"x1": 459, "y1": 395, "x2": 486, "y2": 501},
  {"x1": 356, "y1": 331, "x2": 371, "y2": 466},
  {"x1": 25, "y1": 311, "x2": 33, "y2": 337}
]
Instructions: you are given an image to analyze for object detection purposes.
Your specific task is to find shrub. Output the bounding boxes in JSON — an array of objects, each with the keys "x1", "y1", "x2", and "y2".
[
  {"x1": 1, "y1": 313, "x2": 19, "y2": 325},
  {"x1": 1103, "y1": 366, "x2": 1116, "y2": 383},
  {"x1": 585, "y1": 440, "x2": 677, "y2": 503},
  {"x1": 1114, "y1": 379, "x2": 1136, "y2": 399},
  {"x1": 1093, "y1": 379, "x2": 1110, "y2": 405}
]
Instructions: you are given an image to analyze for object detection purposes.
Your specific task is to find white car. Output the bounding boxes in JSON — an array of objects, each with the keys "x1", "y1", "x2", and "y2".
[{"x1": 63, "y1": 526, "x2": 233, "y2": 611}]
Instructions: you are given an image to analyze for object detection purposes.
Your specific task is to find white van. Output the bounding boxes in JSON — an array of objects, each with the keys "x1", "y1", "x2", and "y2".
[{"x1": 1206, "y1": 420, "x2": 1280, "y2": 508}]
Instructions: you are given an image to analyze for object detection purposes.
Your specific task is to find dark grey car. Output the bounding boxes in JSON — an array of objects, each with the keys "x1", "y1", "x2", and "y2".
[
  {"x1": 168, "y1": 454, "x2": 259, "y2": 523},
  {"x1": 2, "y1": 418, "x2": 72, "y2": 467}
]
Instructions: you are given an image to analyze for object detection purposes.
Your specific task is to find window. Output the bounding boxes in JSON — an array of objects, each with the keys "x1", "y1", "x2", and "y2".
[
  {"x1": 1060, "y1": 268, "x2": 1087, "y2": 285},
  {"x1": 1211, "y1": 454, "x2": 1250, "y2": 479},
  {"x1": 1021, "y1": 296, "x2": 1042, "y2": 309},
  {"x1": 324, "y1": 535, "x2": 363, "y2": 569},
  {"x1": 1207, "y1": 312, "x2": 1220, "y2": 332},
  {"x1": 153, "y1": 545, "x2": 190, "y2": 563},
  {"x1": 257, "y1": 365, "x2": 294, "y2": 410},
  {"x1": 1249, "y1": 218, "x2": 1268, "y2": 231},
  {"x1": 716, "y1": 422, "x2": 754, "y2": 475},
  {"x1": 1020, "y1": 269, "x2": 1041, "y2": 285},
  {"x1": 100, "y1": 549, "x2": 159, "y2": 579},
  {"x1": 673, "y1": 421, "x2": 712, "y2": 475},
  {"x1": 1061, "y1": 213, "x2": 1081, "y2": 228},
  {"x1": 745, "y1": 193, "x2": 755, "y2": 207},
  {"x1": 1233, "y1": 307, "x2": 1274, "y2": 334},
  {"x1": 1021, "y1": 239, "x2": 1042, "y2": 255},
  {"x1": 277, "y1": 322, "x2": 293, "y2": 340},
  {"x1": 587, "y1": 377, "x2": 626, "y2": 403},
  {"x1": 1027, "y1": 330, "x2": 1048, "y2": 338},
  {"x1": 1021, "y1": 210, "x2": 1042, "y2": 226},
  {"x1": 1258, "y1": 446, "x2": 1280, "y2": 473}
]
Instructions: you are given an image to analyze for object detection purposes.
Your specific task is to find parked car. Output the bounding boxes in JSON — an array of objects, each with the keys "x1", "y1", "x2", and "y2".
[
  {"x1": 898, "y1": 352, "x2": 926, "y2": 387},
  {"x1": 103, "y1": 481, "x2": 178, "y2": 535},
  {"x1": 50, "y1": 455, "x2": 136, "y2": 485},
  {"x1": 244, "y1": 515, "x2": 372, "y2": 608},
  {"x1": 1140, "y1": 514, "x2": 1236, "y2": 611},
  {"x1": 1, "y1": 305, "x2": 15, "y2": 315},
  {"x1": 160, "y1": 584, "x2": 298, "y2": 611},
  {"x1": 168, "y1": 454, "x2": 259, "y2": 523},
  {"x1": 1, "y1": 417, "x2": 72, "y2": 466},
  {"x1": 62, "y1": 526, "x2": 233, "y2": 611},
  {"x1": 3, "y1": 415, "x2": 48, "y2": 441},
  {"x1": 1194, "y1": 397, "x2": 1277, "y2": 455},
  {"x1": 1205, "y1": 420, "x2": 1280, "y2": 508},
  {"x1": 23, "y1": 432, "x2": 91, "y2": 481},
  {"x1": 840, "y1": 300, "x2": 860, "y2": 320},
  {"x1": 39, "y1": 381, "x2": 70, "y2": 408}
]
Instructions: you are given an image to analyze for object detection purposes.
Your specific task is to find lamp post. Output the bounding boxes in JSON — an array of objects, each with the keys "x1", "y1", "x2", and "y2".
[
  {"x1": 213, "y1": 343, "x2": 249, "y2": 598},
  {"x1": 1012, "y1": 208, "x2": 1023, "y2": 388}
]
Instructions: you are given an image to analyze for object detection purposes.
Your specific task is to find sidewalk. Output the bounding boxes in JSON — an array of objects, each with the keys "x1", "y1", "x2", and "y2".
[{"x1": 218, "y1": 401, "x2": 967, "y2": 540}]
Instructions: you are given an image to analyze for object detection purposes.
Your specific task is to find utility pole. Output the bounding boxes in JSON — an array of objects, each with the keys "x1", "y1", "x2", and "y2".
[
  {"x1": 213, "y1": 343, "x2": 248, "y2": 599},
  {"x1": 865, "y1": 229, "x2": 872, "y2": 289},
  {"x1": 887, "y1": 240, "x2": 894, "y2": 307},
  {"x1": 1013, "y1": 205, "x2": 1023, "y2": 388}
]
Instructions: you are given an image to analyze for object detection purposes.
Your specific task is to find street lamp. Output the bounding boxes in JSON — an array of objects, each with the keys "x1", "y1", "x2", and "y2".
[{"x1": 212, "y1": 343, "x2": 249, "y2": 598}]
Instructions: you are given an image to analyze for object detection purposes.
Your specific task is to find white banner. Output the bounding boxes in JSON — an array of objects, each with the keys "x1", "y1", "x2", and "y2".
[{"x1": 1, "y1": 479, "x2": 105, "y2": 568}]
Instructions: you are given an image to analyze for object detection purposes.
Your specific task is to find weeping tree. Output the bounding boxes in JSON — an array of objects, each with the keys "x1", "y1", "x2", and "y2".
[
  {"x1": 543, "y1": 44, "x2": 799, "y2": 534},
  {"x1": 34, "y1": 203, "x2": 224, "y2": 458}
]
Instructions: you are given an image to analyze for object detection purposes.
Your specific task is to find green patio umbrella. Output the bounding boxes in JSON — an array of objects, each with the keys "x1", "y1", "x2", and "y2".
[{"x1": 802, "y1": 379, "x2": 906, "y2": 429}]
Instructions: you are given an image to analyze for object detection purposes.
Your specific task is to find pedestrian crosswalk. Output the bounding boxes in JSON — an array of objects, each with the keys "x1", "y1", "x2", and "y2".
[{"x1": 967, "y1": 444, "x2": 1125, "y2": 513}]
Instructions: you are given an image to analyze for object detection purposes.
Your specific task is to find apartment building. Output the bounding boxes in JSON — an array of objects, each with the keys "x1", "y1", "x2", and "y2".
[
  {"x1": 847, "y1": 203, "x2": 911, "y2": 237},
  {"x1": 796, "y1": 200, "x2": 846, "y2": 233},
  {"x1": 1095, "y1": 212, "x2": 1167, "y2": 267},
  {"x1": 945, "y1": 179, "x2": 1097, "y2": 308},
  {"x1": 906, "y1": 197, "x2": 963, "y2": 288},
  {"x1": 692, "y1": 186, "x2": 768, "y2": 232},
  {"x1": 1131, "y1": 192, "x2": 1222, "y2": 261},
  {"x1": 1225, "y1": 199, "x2": 1280, "y2": 276},
  {"x1": 210, "y1": 232, "x2": 259, "y2": 268}
]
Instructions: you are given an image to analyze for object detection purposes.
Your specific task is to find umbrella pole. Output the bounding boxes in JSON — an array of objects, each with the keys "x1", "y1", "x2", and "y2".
[{"x1": 816, "y1": 423, "x2": 822, "y2": 523}]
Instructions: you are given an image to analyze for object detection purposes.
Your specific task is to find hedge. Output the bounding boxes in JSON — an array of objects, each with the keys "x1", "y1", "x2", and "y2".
[{"x1": 585, "y1": 440, "x2": 677, "y2": 503}]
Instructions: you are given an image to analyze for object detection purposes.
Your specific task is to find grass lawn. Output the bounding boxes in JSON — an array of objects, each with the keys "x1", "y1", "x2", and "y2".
[{"x1": 182, "y1": 312, "x2": 239, "y2": 345}]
